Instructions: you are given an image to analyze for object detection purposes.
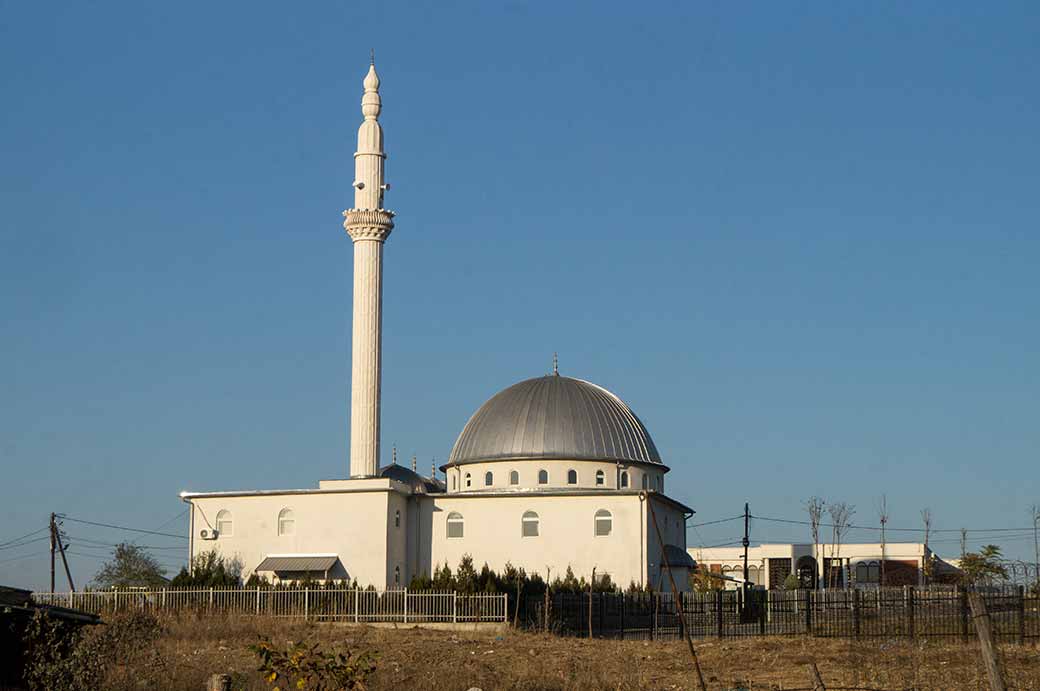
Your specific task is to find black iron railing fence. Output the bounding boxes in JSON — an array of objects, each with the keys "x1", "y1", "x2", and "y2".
[{"x1": 519, "y1": 586, "x2": 1039, "y2": 642}]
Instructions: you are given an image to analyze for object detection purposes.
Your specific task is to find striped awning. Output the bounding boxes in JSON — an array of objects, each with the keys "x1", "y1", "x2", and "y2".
[{"x1": 255, "y1": 555, "x2": 338, "y2": 573}]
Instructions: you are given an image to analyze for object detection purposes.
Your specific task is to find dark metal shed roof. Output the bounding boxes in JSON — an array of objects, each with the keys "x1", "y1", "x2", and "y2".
[
  {"x1": 663, "y1": 545, "x2": 697, "y2": 570},
  {"x1": 448, "y1": 375, "x2": 662, "y2": 466},
  {"x1": 255, "y1": 556, "x2": 339, "y2": 573}
]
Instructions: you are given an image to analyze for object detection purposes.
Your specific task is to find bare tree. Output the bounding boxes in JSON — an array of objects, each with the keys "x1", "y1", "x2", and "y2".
[
  {"x1": 828, "y1": 502, "x2": 856, "y2": 588},
  {"x1": 877, "y1": 495, "x2": 889, "y2": 588},
  {"x1": 921, "y1": 507, "x2": 934, "y2": 584},
  {"x1": 803, "y1": 496, "x2": 825, "y2": 589}
]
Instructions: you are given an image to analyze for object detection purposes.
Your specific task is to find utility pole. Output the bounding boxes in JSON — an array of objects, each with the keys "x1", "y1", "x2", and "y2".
[
  {"x1": 54, "y1": 520, "x2": 75, "y2": 592},
  {"x1": 878, "y1": 496, "x2": 888, "y2": 588},
  {"x1": 961, "y1": 528, "x2": 968, "y2": 563},
  {"x1": 49, "y1": 512, "x2": 56, "y2": 593},
  {"x1": 742, "y1": 502, "x2": 750, "y2": 585},
  {"x1": 1031, "y1": 505, "x2": 1039, "y2": 592}
]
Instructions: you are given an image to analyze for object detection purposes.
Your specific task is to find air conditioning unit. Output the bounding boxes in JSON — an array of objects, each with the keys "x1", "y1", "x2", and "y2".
[{"x1": 199, "y1": 529, "x2": 218, "y2": 540}]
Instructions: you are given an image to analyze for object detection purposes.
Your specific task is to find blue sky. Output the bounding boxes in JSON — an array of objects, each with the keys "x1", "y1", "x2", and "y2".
[{"x1": 2, "y1": 1, "x2": 1038, "y2": 589}]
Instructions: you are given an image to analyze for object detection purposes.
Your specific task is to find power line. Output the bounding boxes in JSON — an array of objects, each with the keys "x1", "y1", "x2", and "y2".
[
  {"x1": 0, "y1": 551, "x2": 50, "y2": 566},
  {"x1": 0, "y1": 535, "x2": 52, "y2": 551},
  {"x1": 751, "y1": 514, "x2": 1035, "y2": 535},
  {"x1": 60, "y1": 515, "x2": 187, "y2": 540},
  {"x1": 689, "y1": 515, "x2": 744, "y2": 528},
  {"x1": 65, "y1": 535, "x2": 188, "y2": 551},
  {"x1": 0, "y1": 526, "x2": 50, "y2": 549},
  {"x1": 152, "y1": 509, "x2": 189, "y2": 533}
]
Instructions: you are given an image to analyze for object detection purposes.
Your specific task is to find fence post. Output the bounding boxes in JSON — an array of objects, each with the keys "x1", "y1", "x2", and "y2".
[
  {"x1": 452, "y1": 591, "x2": 458, "y2": 624},
  {"x1": 256, "y1": 586, "x2": 260, "y2": 615},
  {"x1": 404, "y1": 588, "x2": 409, "y2": 625},
  {"x1": 852, "y1": 588, "x2": 861, "y2": 639},
  {"x1": 304, "y1": 587, "x2": 309, "y2": 621},
  {"x1": 715, "y1": 590, "x2": 724, "y2": 638},
  {"x1": 960, "y1": 588, "x2": 970, "y2": 643},
  {"x1": 1017, "y1": 585, "x2": 1025, "y2": 646},
  {"x1": 805, "y1": 589, "x2": 813, "y2": 635},
  {"x1": 619, "y1": 593, "x2": 625, "y2": 639},
  {"x1": 68, "y1": 591, "x2": 74, "y2": 608},
  {"x1": 209, "y1": 587, "x2": 214, "y2": 610},
  {"x1": 906, "y1": 586, "x2": 915, "y2": 639},
  {"x1": 354, "y1": 588, "x2": 359, "y2": 624},
  {"x1": 969, "y1": 592, "x2": 1008, "y2": 691}
]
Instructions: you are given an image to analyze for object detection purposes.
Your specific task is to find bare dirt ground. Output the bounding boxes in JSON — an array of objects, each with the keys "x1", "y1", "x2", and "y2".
[{"x1": 116, "y1": 614, "x2": 1040, "y2": 691}]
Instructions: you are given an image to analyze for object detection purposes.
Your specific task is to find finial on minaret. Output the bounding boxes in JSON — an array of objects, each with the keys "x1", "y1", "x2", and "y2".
[
  {"x1": 370, "y1": 48, "x2": 375, "y2": 65},
  {"x1": 411, "y1": 454, "x2": 417, "y2": 472},
  {"x1": 392, "y1": 444, "x2": 397, "y2": 465},
  {"x1": 431, "y1": 459, "x2": 436, "y2": 479},
  {"x1": 552, "y1": 352, "x2": 559, "y2": 376}
]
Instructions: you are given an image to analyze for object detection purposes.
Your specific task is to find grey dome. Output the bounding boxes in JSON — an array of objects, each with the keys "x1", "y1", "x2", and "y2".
[{"x1": 448, "y1": 375, "x2": 662, "y2": 466}]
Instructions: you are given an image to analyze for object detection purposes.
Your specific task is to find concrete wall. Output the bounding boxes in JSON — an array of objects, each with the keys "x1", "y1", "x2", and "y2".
[
  {"x1": 188, "y1": 488, "x2": 395, "y2": 588},
  {"x1": 443, "y1": 459, "x2": 665, "y2": 494},
  {"x1": 426, "y1": 492, "x2": 688, "y2": 590}
]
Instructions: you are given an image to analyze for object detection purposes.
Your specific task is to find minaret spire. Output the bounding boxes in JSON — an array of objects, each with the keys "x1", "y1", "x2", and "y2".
[{"x1": 344, "y1": 58, "x2": 395, "y2": 478}]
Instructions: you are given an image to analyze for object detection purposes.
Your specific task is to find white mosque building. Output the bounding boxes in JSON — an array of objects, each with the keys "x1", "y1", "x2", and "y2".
[{"x1": 179, "y1": 62, "x2": 695, "y2": 591}]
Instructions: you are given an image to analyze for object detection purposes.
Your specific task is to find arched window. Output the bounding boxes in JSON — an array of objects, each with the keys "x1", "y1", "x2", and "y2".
[
  {"x1": 446, "y1": 512, "x2": 464, "y2": 538},
  {"x1": 451, "y1": 474, "x2": 456, "y2": 490},
  {"x1": 394, "y1": 509, "x2": 400, "y2": 528},
  {"x1": 464, "y1": 473, "x2": 472, "y2": 488},
  {"x1": 394, "y1": 565, "x2": 400, "y2": 585},
  {"x1": 748, "y1": 565, "x2": 761, "y2": 585},
  {"x1": 657, "y1": 476, "x2": 663, "y2": 491},
  {"x1": 594, "y1": 509, "x2": 612, "y2": 536},
  {"x1": 216, "y1": 510, "x2": 233, "y2": 537},
  {"x1": 484, "y1": 471, "x2": 493, "y2": 486},
  {"x1": 521, "y1": 510, "x2": 540, "y2": 537},
  {"x1": 641, "y1": 474, "x2": 649, "y2": 490},
  {"x1": 595, "y1": 470, "x2": 605, "y2": 486},
  {"x1": 537, "y1": 469, "x2": 548, "y2": 485},
  {"x1": 620, "y1": 471, "x2": 629, "y2": 488},
  {"x1": 277, "y1": 508, "x2": 294, "y2": 536},
  {"x1": 509, "y1": 470, "x2": 519, "y2": 485},
  {"x1": 567, "y1": 469, "x2": 577, "y2": 485}
]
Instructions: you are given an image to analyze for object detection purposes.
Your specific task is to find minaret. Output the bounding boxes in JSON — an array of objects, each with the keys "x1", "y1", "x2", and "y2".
[{"x1": 343, "y1": 58, "x2": 394, "y2": 478}]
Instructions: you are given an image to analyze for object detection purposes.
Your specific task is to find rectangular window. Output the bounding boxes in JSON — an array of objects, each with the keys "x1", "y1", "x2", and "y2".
[
  {"x1": 522, "y1": 520, "x2": 538, "y2": 537},
  {"x1": 447, "y1": 522, "x2": 464, "y2": 538}
]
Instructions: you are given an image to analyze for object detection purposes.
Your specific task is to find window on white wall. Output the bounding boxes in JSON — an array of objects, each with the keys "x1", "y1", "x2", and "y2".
[
  {"x1": 394, "y1": 509, "x2": 400, "y2": 528},
  {"x1": 216, "y1": 510, "x2": 233, "y2": 537},
  {"x1": 521, "y1": 511, "x2": 539, "y2": 537},
  {"x1": 394, "y1": 565, "x2": 400, "y2": 585},
  {"x1": 537, "y1": 470, "x2": 548, "y2": 485},
  {"x1": 277, "y1": 508, "x2": 294, "y2": 536},
  {"x1": 567, "y1": 469, "x2": 577, "y2": 484},
  {"x1": 484, "y1": 471, "x2": 493, "y2": 486},
  {"x1": 620, "y1": 471, "x2": 629, "y2": 488},
  {"x1": 465, "y1": 473, "x2": 472, "y2": 488},
  {"x1": 509, "y1": 470, "x2": 519, "y2": 485},
  {"x1": 594, "y1": 509, "x2": 612, "y2": 536},
  {"x1": 446, "y1": 512, "x2": 464, "y2": 538},
  {"x1": 451, "y1": 474, "x2": 456, "y2": 490},
  {"x1": 641, "y1": 474, "x2": 649, "y2": 490},
  {"x1": 595, "y1": 470, "x2": 604, "y2": 486}
]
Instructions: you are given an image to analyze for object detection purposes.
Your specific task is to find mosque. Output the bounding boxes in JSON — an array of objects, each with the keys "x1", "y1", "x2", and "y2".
[{"x1": 179, "y1": 62, "x2": 695, "y2": 591}]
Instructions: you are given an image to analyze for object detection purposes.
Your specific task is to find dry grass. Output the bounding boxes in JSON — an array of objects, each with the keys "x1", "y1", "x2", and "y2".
[{"x1": 113, "y1": 613, "x2": 1040, "y2": 690}]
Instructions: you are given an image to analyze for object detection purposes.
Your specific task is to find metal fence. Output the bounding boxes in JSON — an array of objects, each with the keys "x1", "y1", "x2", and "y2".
[
  {"x1": 521, "y1": 586, "x2": 1040, "y2": 642},
  {"x1": 32, "y1": 588, "x2": 509, "y2": 624}
]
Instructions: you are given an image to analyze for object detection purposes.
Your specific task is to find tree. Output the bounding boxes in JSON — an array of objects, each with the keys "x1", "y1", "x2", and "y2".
[
  {"x1": 92, "y1": 543, "x2": 168, "y2": 589},
  {"x1": 168, "y1": 550, "x2": 242, "y2": 588},
  {"x1": 827, "y1": 502, "x2": 855, "y2": 588},
  {"x1": 689, "y1": 568, "x2": 723, "y2": 593},
  {"x1": 803, "y1": 497, "x2": 825, "y2": 589},
  {"x1": 960, "y1": 544, "x2": 1009, "y2": 587}
]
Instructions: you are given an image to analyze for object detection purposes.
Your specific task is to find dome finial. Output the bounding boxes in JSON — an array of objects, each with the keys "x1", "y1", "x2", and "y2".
[
  {"x1": 370, "y1": 48, "x2": 375, "y2": 66},
  {"x1": 392, "y1": 443, "x2": 397, "y2": 465},
  {"x1": 552, "y1": 352, "x2": 559, "y2": 376}
]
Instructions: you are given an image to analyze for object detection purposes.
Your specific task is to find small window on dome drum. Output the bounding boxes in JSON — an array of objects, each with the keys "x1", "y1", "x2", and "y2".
[
  {"x1": 567, "y1": 469, "x2": 577, "y2": 485},
  {"x1": 620, "y1": 471, "x2": 629, "y2": 488},
  {"x1": 465, "y1": 473, "x2": 472, "y2": 488},
  {"x1": 641, "y1": 474, "x2": 649, "y2": 490},
  {"x1": 595, "y1": 470, "x2": 604, "y2": 486},
  {"x1": 509, "y1": 470, "x2": 519, "y2": 485},
  {"x1": 538, "y1": 469, "x2": 548, "y2": 485},
  {"x1": 484, "y1": 471, "x2": 493, "y2": 486}
]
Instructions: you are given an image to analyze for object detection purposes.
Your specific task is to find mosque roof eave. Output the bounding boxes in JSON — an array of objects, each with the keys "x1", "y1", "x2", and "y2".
[{"x1": 438, "y1": 455, "x2": 671, "y2": 473}]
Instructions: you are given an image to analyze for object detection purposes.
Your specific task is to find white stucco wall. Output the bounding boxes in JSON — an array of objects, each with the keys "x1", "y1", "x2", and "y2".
[
  {"x1": 187, "y1": 487, "x2": 397, "y2": 588},
  {"x1": 427, "y1": 492, "x2": 688, "y2": 590}
]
